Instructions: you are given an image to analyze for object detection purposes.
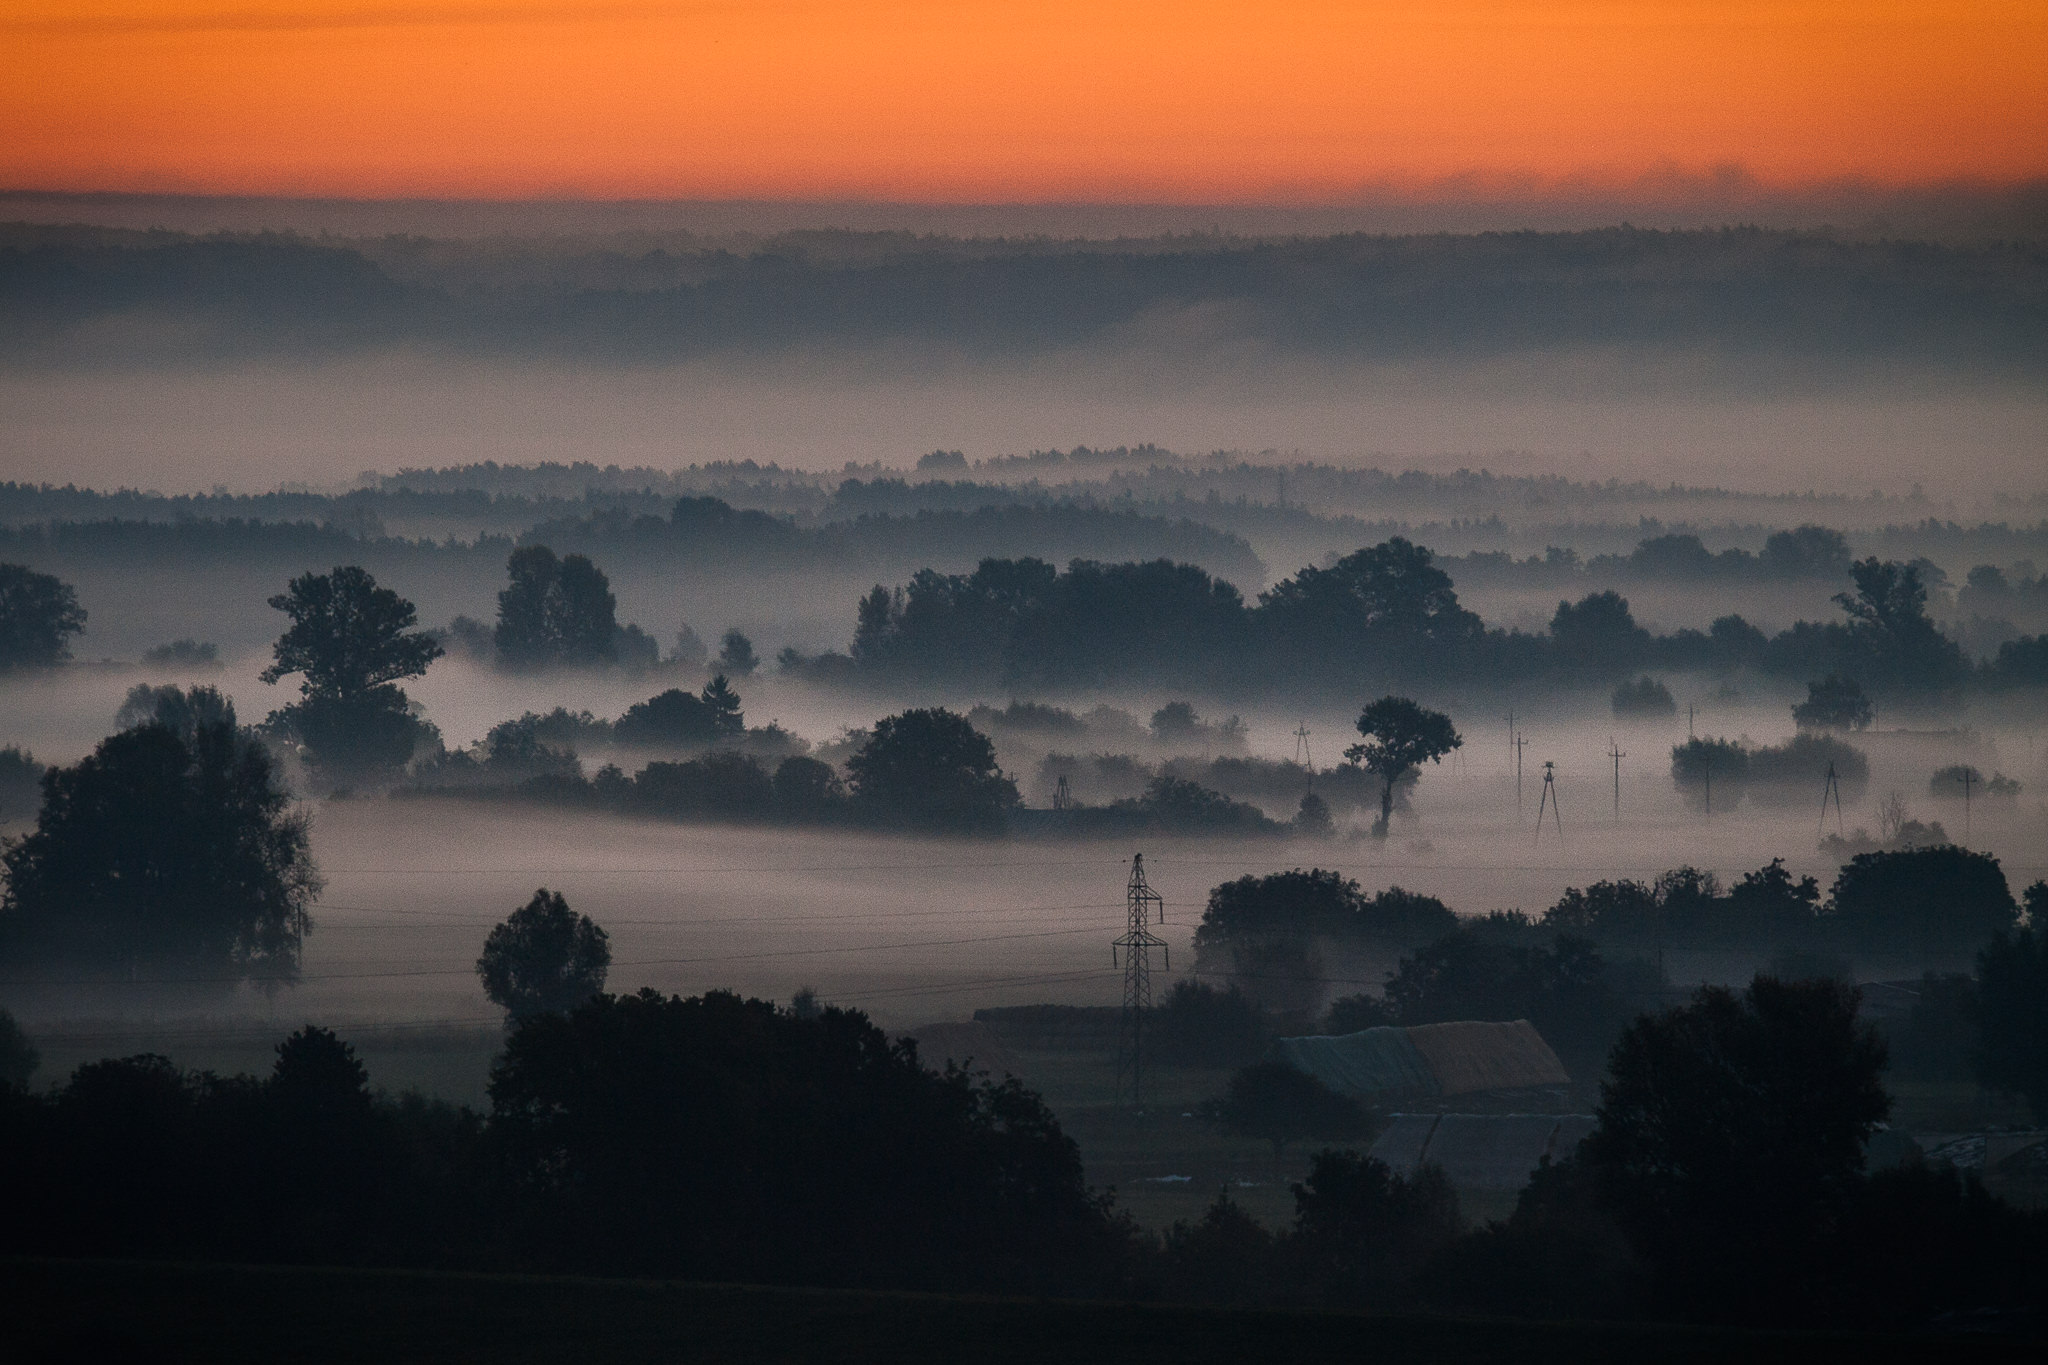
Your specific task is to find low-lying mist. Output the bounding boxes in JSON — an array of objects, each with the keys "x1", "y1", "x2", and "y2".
[{"x1": 6, "y1": 347, "x2": 2046, "y2": 501}]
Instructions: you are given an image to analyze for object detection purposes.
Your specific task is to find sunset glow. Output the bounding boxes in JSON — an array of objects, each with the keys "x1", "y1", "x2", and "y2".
[{"x1": 4, "y1": 1, "x2": 2046, "y2": 201}]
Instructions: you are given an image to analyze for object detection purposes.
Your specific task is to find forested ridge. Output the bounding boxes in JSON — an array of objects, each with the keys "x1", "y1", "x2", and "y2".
[{"x1": 5, "y1": 224, "x2": 2043, "y2": 364}]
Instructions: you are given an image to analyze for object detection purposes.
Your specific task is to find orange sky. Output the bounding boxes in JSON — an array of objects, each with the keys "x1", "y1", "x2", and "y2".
[{"x1": 4, "y1": 1, "x2": 2045, "y2": 201}]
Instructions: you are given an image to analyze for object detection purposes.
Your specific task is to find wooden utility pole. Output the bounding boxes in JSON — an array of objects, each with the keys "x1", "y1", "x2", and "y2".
[{"x1": 1608, "y1": 739, "x2": 1626, "y2": 821}]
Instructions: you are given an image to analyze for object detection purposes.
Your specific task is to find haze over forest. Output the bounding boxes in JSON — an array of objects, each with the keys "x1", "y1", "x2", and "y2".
[{"x1": 5, "y1": 184, "x2": 2048, "y2": 1348}]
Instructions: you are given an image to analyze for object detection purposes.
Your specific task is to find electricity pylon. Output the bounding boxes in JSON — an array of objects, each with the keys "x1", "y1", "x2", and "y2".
[
  {"x1": 1819, "y1": 761, "x2": 1845, "y2": 839},
  {"x1": 1113, "y1": 854, "x2": 1168, "y2": 1110},
  {"x1": 1534, "y1": 761, "x2": 1563, "y2": 846}
]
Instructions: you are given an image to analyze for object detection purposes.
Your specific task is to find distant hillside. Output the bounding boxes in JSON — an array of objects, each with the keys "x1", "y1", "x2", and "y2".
[{"x1": 4, "y1": 224, "x2": 2043, "y2": 370}]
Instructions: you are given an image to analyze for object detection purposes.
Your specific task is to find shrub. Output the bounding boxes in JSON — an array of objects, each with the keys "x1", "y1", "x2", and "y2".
[{"x1": 1610, "y1": 675, "x2": 1676, "y2": 717}]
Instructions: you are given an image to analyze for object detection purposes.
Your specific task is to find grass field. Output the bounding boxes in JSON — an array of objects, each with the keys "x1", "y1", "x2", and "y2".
[{"x1": 6, "y1": 1258, "x2": 2039, "y2": 1365}]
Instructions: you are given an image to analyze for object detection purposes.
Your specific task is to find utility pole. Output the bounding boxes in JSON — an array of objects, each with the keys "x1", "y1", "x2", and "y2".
[
  {"x1": 1293, "y1": 723, "x2": 1313, "y2": 769},
  {"x1": 1958, "y1": 766, "x2": 1976, "y2": 844},
  {"x1": 1534, "y1": 760, "x2": 1563, "y2": 846},
  {"x1": 1687, "y1": 703, "x2": 1696, "y2": 741},
  {"x1": 1819, "y1": 761, "x2": 1845, "y2": 840},
  {"x1": 1053, "y1": 774, "x2": 1073, "y2": 812},
  {"x1": 1608, "y1": 738, "x2": 1626, "y2": 821},
  {"x1": 1113, "y1": 854, "x2": 1168, "y2": 1110},
  {"x1": 1513, "y1": 732, "x2": 1528, "y2": 823}
]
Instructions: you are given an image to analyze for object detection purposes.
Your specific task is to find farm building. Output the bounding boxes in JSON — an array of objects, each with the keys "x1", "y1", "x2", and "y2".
[{"x1": 1269, "y1": 1019, "x2": 1570, "y2": 1105}]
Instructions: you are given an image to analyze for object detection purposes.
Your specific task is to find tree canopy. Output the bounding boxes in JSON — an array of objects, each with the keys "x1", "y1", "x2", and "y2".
[
  {"x1": 846, "y1": 709, "x2": 1018, "y2": 832},
  {"x1": 494, "y1": 545, "x2": 620, "y2": 669},
  {"x1": 1580, "y1": 976, "x2": 1890, "y2": 1322},
  {"x1": 1827, "y1": 846, "x2": 2016, "y2": 957},
  {"x1": 261, "y1": 565, "x2": 442, "y2": 779},
  {"x1": 1345, "y1": 697, "x2": 1461, "y2": 835},
  {"x1": 476, "y1": 888, "x2": 612, "y2": 1021},
  {"x1": 1793, "y1": 674, "x2": 1873, "y2": 730},
  {"x1": 0, "y1": 562, "x2": 86, "y2": 670},
  {"x1": 487, "y1": 989, "x2": 1110, "y2": 1288},
  {"x1": 0, "y1": 719, "x2": 320, "y2": 983}
]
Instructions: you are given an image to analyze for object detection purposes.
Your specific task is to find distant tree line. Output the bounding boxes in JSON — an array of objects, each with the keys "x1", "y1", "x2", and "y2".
[
  {"x1": 10, "y1": 224, "x2": 2045, "y2": 369},
  {"x1": 845, "y1": 539, "x2": 2043, "y2": 697}
]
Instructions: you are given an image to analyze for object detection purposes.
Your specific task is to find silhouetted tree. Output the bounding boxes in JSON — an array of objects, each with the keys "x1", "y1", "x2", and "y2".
[
  {"x1": 1149, "y1": 701, "x2": 1202, "y2": 742},
  {"x1": 0, "y1": 563, "x2": 86, "y2": 670},
  {"x1": 1581, "y1": 976, "x2": 1889, "y2": 1323},
  {"x1": 700, "y1": 673, "x2": 744, "y2": 737},
  {"x1": 1197, "y1": 869, "x2": 1456, "y2": 949},
  {"x1": 1832, "y1": 557, "x2": 1967, "y2": 692},
  {"x1": 494, "y1": 545, "x2": 619, "y2": 669},
  {"x1": 1160, "y1": 1190, "x2": 1274, "y2": 1304},
  {"x1": 1288, "y1": 1151, "x2": 1462, "y2": 1303},
  {"x1": 1760, "y1": 524, "x2": 1852, "y2": 578},
  {"x1": 115, "y1": 682, "x2": 236, "y2": 739},
  {"x1": 1550, "y1": 590, "x2": 1649, "y2": 673},
  {"x1": 0, "y1": 744, "x2": 47, "y2": 822},
  {"x1": 1610, "y1": 675, "x2": 1675, "y2": 717},
  {"x1": 487, "y1": 988, "x2": 1112, "y2": 1289},
  {"x1": 1974, "y1": 908, "x2": 2048, "y2": 1121},
  {"x1": 846, "y1": 708, "x2": 1018, "y2": 832},
  {"x1": 1211, "y1": 1061, "x2": 1364, "y2": 1165},
  {"x1": 140, "y1": 638, "x2": 219, "y2": 669},
  {"x1": 261, "y1": 566, "x2": 442, "y2": 779},
  {"x1": 672, "y1": 622, "x2": 709, "y2": 667},
  {"x1": 0, "y1": 1008, "x2": 37, "y2": 1089},
  {"x1": 1792, "y1": 674, "x2": 1873, "y2": 730},
  {"x1": 1152, "y1": 981, "x2": 1269, "y2": 1067},
  {"x1": 851, "y1": 585, "x2": 895, "y2": 662},
  {"x1": 1721, "y1": 858, "x2": 1821, "y2": 941},
  {"x1": 0, "y1": 721, "x2": 319, "y2": 982},
  {"x1": 1382, "y1": 928, "x2": 1627, "y2": 1068},
  {"x1": 1257, "y1": 537, "x2": 1481, "y2": 685},
  {"x1": 1292, "y1": 790, "x2": 1334, "y2": 837},
  {"x1": 1827, "y1": 845, "x2": 2017, "y2": 956},
  {"x1": 1323, "y1": 992, "x2": 1397, "y2": 1034},
  {"x1": 1345, "y1": 696, "x2": 1461, "y2": 836},
  {"x1": 476, "y1": 889, "x2": 611, "y2": 1021},
  {"x1": 717, "y1": 629, "x2": 758, "y2": 677},
  {"x1": 1669, "y1": 737, "x2": 1747, "y2": 811},
  {"x1": 771, "y1": 755, "x2": 846, "y2": 818}
]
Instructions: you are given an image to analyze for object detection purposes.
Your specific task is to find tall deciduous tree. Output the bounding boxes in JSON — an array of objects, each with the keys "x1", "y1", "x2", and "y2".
[
  {"x1": 1209, "y1": 1060, "x2": 1364, "y2": 1165},
  {"x1": 1976, "y1": 888, "x2": 2048, "y2": 1121},
  {"x1": 0, "y1": 563, "x2": 87, "y2": 670},
  {"x1": 476, "y1": 888, "x2": 612, "y2": 1021},
  {"x1": 494, "y1": 546, "x2": 620, "y2": 669},
  {"x1": 0, "y1": 720, "x2": 320, "y2": 982},
  {"x1": 1831, "y1": 557, "x2": 1967, "y2": 692},
  {"x1": 1345, "y1": 696, "x2": 1461, "y2": 836},
  {"x1": 261, "y1": 565, "x2": 441, "y2": 779},
  {"x1": 1792, "y1": 674, "x2": 1874, "y2": 731},
  {"x1": 846, "y1": 708, "x2": 1018, "y2": 832},
  {"x1": 1581, "y1": 976, "x2": 1890, "y2": 1323}
]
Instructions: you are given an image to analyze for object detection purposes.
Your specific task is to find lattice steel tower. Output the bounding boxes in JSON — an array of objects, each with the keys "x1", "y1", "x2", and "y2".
[{"x1": 1113, "y1": 853, "x2": 1168, "y2": 1109}]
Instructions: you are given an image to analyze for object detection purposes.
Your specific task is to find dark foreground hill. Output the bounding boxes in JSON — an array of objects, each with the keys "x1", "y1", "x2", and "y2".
[{"x1": 4, "y1": 1259, "x2": 2036, "y2": 1365}]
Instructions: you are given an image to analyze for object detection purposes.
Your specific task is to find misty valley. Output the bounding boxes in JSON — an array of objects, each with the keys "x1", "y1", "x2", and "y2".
[
  {"x1": 3, "y1": 434, "x2": 2048, "y2": 1347},
  {"x1": 3, "y1": 207, "x2": 2048, "y2": 1357}
]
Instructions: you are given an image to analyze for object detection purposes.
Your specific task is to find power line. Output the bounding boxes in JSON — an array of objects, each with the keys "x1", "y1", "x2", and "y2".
[{"x1": 1111, "y1": 853, "x2": 1168, "y2": 1110}]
